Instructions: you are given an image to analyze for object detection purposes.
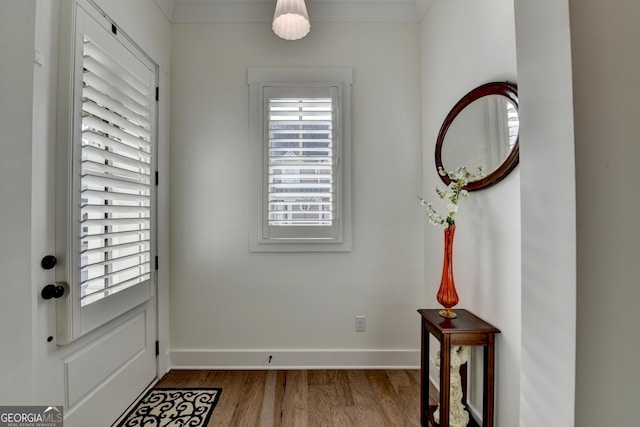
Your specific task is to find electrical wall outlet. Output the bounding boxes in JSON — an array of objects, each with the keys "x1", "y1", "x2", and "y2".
[{"x1": 355, "y1": 316, "x2": 366, "y2": 332}]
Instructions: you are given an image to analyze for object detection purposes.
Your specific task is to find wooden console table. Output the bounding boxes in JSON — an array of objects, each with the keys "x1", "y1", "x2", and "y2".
[{"x1": 418, "y1": 309, "x2": 500, "y2": 427}]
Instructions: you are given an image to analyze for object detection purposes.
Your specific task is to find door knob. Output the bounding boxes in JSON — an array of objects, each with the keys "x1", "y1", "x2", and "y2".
[
  {"x1": 41, "y1": 255, "x2": 57, "y2": 270},
  {"x1": 41, "y1": 284, "x2": 65, "y2": 300}
]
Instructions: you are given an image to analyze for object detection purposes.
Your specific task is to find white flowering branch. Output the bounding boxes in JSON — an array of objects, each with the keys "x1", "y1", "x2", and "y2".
[{"x1": 418, "y1": 165, "x2": 483, "y2": 228}]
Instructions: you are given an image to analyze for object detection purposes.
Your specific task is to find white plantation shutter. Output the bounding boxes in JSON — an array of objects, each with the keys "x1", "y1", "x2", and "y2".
[
  {"x1": 80, "y1": 35, "x2": 154, "y2": 306},
  {"x1": 54, "y1": 0, "x2": 158, "y2": 343},
  {"x1": 267, "y1": 92, "x2": 336, "y2": 227},
  {"x1": 248, "y1": 68, "x2": 352, "y2": 251},
  {"x1": 262, "y1": 85, "x2": 340, "y2": 241}
]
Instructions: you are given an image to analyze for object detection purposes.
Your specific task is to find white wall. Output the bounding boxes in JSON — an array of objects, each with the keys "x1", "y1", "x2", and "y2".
[
  {"x1": 169, "y1": 22, "x2": 424, "y2": 367},
  {"x1": 514, "y1": 0, "x2": 577, "y2": 425},
  {"x1": 570, "y1": 0, "x2": 640, "y2": 424},
  {"x1": 420, "y1": 0, "x2": 520, "y2": 424},
  {"x1": 0, "y1": 0, "x2": 37, "y2": 404}
]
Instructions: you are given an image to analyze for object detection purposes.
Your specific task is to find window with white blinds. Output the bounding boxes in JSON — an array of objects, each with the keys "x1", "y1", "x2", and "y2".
[
  {"x1": 248, "y1": 68, "x2": 352, "y2": 252},
  {"x1": 267, "y1": 93, "x2": 335, "y2": 227},
  {"x1": 79, "y1": 33, "x2": 154, "y2": 306}
]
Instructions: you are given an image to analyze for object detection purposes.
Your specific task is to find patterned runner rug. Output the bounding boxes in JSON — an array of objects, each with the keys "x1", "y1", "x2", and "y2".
[{"x1": 115, "y1": 387, "x2": 222, "y2": 427}]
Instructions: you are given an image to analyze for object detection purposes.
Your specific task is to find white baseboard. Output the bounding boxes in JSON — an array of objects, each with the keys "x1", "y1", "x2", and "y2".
[{"x1": 170, "y1": 349, "x2": 420, "y2": 370}]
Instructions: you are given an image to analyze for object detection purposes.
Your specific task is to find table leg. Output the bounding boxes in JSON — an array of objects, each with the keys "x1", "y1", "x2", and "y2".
[
  {"x1": 421, "y1": 322, "x2": 429, "y2": 426},
  {"x1": 439, "y1": 335, "x2": 451, "y2": 427},
  {"x1": 483, "y1": 335, "x2": 496, "y2": 427}
]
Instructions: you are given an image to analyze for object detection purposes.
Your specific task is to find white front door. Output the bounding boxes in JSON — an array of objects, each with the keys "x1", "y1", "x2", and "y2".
[{"x1": 33, "y1": 1, "x2": 158, "y2": 424}]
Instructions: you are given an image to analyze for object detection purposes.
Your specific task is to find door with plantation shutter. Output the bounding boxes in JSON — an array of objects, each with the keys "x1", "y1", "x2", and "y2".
[{"x1": 41, "y1": 1, "x2": 158, "y2": 424}]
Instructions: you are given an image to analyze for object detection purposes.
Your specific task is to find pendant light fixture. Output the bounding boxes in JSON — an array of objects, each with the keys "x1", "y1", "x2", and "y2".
[{"x1": 272, "y1": 0, "x2": 310, "y2": 40}]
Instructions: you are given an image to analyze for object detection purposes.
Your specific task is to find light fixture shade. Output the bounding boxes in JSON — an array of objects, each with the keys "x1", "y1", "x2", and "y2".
[{"x1": 272, "y1": 0, "x2": 310, "y2": 40}]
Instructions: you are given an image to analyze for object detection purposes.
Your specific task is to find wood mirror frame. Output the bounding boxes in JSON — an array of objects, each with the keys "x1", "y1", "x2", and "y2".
[{"x1": 435, "y1": 82, "x2": 519, "y2": 191}]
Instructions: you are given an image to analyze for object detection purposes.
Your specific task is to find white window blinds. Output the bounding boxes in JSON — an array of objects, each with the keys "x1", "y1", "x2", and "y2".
[
  {"x1": 267, "y1": 94, "x2": 336, "y2": 227},
  {"x1": 79, "y1": 35, "x2": 154, "y2": 307}
]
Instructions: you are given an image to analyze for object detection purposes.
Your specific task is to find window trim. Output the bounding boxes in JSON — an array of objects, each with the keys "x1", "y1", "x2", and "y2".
[{"x1": 248, "y1": 68, "x2": 352, "y2": 252}]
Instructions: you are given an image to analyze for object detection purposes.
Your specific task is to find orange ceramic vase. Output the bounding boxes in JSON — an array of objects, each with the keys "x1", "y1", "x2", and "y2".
[{"x1": 437, "y1": 225, "x2": 459, "y2": 318}]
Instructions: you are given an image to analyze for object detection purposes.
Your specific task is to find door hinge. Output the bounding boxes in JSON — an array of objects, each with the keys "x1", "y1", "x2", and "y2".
[
  {"x1": 155, "y1": 171, "x2": 159, "y2": 186},
  {"x1": 155, "y1": 340, "x2": 159, "y2": 357},
  {"x1": 155, "y1": 86, "x2": 159, "y2": 101},
  {"x1": 155, "y1": 255, "x2": 159, "y2": 270}
]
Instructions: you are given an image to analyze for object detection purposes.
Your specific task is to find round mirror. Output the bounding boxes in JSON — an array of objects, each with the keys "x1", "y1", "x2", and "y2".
[{"x1": 435, "y1": 82, "x2": 519, "y2": 191}]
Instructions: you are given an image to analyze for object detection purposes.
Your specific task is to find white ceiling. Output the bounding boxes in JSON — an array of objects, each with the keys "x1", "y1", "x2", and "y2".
[{"x1": 154, "y1": 0, "x2": 433, "y2": 23}]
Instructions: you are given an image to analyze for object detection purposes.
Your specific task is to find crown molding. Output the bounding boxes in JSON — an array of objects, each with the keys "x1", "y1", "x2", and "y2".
[
  {"x1": 154, "y1": 0, "x2": 176, "y2": 22},
  {"x1": 159, "y1": 0, "x2": 432, "y2": 23}
]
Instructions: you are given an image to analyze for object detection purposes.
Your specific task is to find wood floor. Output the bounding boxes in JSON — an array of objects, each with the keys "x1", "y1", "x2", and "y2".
[{"x1": 155, "y1": 369, "x2": 437, "y2": 427}]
